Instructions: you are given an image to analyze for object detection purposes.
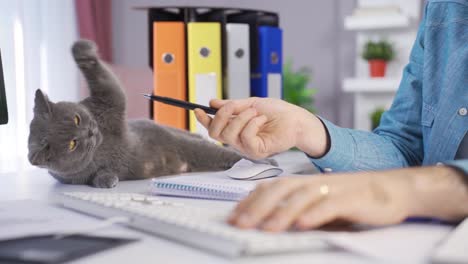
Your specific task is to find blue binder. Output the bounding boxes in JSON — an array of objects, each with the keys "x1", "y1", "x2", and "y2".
[{"x1": 251, "y1": 26, "x2": 282, "y2": 98}]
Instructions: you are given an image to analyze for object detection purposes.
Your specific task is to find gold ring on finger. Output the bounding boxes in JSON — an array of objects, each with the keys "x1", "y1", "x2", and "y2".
[{"x1": 319, "y1": 184, "x2": 330, "y2": 197}]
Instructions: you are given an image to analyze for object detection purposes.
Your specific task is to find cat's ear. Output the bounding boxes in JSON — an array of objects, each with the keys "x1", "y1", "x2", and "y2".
[
  {"x1": 28, "y1": 144, "x2": 50, "y2": 166},
  {"x1": 34, "y1": 89, "x2": 52, "y2": 117}
]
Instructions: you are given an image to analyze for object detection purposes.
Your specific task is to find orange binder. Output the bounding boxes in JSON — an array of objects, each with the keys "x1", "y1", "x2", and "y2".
[{"x1": 152, "y1": 22, "x2": 187, "y2": 130}]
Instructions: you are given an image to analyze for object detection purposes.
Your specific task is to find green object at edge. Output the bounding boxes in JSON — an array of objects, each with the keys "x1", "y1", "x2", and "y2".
[
  {"x1": 282, "y1": 60, "x2": 317, "y2": 113},
  {"x1": 370, "y1": 107, "x2": 386, "y2": 130}
]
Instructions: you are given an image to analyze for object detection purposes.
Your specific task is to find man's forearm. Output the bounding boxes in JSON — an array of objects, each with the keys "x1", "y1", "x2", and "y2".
[
  {"x1": 294, "y1": 111, "x2": 329, "y2": 158},
  {"x1": 408, "y1": 166, "x2": 468, "y2": 220}
]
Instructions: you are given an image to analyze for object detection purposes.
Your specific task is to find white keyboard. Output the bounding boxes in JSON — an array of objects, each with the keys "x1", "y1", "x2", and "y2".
[{"x1": 61, "y1": 192, "x2": 327, "y2": 257}]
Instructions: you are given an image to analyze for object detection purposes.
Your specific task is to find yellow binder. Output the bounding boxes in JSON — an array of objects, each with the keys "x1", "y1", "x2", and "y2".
[{"x1": 187, "y1": 22, "x2": 222, "y2": 136}]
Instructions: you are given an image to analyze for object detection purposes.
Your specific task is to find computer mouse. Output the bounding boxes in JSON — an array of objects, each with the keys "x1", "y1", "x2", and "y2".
[{"x1": 225, "y1": 160, "x2": 283, "y2": 180}]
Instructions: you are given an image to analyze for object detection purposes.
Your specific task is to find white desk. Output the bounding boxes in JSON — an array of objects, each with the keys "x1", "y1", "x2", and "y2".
[{"x1": 0, "y1": 152, "x2": 445, "y2": 264}]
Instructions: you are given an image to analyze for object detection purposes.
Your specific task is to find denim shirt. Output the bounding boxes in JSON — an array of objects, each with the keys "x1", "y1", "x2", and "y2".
[{"x1": 310, "y1": 0, "x2": 468, "y2": 175}]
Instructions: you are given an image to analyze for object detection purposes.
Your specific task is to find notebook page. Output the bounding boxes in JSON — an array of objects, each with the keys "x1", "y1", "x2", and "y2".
[{"x1": 150, "y1": 171, "x2": 272, "y2": 200}]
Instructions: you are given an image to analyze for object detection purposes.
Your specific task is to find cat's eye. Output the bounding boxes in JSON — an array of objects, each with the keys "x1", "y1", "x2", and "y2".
[
  {"x1": 69, "y1": 139, "x2": 77, "y2": 151},
  {"x1": 74, "y1": 115, "x2": 80, "y2": 126}
]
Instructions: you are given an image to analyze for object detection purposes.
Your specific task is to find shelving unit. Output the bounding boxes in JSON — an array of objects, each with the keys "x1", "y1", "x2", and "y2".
[
  {"x1": 342, "y1": 0, "x2": 421, "y2": 131},
  {"x1": 344, "y1": 14, "x2": 409, "y2": 30},
  {"x1": 343, "y1": 78, "x2": 399, "y2": 93}
]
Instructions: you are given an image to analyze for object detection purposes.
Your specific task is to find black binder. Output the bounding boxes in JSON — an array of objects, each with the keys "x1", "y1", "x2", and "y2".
[{"x1": 0, "y1": 49, "x2": 8, "y2": 125}]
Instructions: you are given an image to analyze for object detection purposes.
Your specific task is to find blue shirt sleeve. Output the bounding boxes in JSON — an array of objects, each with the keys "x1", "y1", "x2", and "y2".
[
  {"x1": 309, "y1": 9, "x2": 428, "y2": 172},
  {"x1": 445, "y1": 160, "x2": 468, "y2": 176}
]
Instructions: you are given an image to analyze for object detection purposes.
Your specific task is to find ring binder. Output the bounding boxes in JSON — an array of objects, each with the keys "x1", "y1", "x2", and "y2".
[
  {"x1": 152, "y1": 21, "x2": 187, "y2": 130},
  {"x1": 136, "y1": 7, "x2": 282, "y2": 122}
]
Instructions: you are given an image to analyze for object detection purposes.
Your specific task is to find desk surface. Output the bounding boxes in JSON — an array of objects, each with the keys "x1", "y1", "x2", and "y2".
[{"x1": 0, "y1": 151, "x2": 434, "y2": 264}]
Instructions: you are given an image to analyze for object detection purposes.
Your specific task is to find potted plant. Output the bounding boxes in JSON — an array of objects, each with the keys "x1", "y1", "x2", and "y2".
[
  {"x1": 362, "y1": 40, "x2": 395, "y2": 77},
  {"x1": 370, "y1": 107, "x2": 386, "y2": 130},
  {"x1": 283, "y1": 60, "x2": 316, "y2": 113}
]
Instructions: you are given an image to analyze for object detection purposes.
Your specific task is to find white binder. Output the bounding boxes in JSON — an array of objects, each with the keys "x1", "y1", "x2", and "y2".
[
  {"x1": 267, "y1": 73, "x2": 282, "y2": 99},
  {"x1": 225, "y1": 24, "x2": 250, "y2": 99},
  {"x1": 195, "y1": 73, "x2": 218, "y2": 142}
]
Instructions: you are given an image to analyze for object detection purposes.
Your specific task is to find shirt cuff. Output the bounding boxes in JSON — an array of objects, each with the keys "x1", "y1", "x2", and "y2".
[
  {"x1": 443, "y1": 159, "x2": 468, "y2": 176},
  {"x1": 307, "y1": 117, "x2": 356, "y2": 172}
]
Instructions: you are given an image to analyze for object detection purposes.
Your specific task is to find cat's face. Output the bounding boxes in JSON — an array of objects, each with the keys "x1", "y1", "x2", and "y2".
[{"x1": 28, "y1": 89, "x2": 102, "y2": 173}]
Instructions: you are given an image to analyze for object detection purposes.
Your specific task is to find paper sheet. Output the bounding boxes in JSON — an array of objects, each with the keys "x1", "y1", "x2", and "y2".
[
  {"x1": 324, "y1": 223, "x2": 453, "y2": 263},
  {"x1": 0, "y1": 200, "x2": 110, "y2": 240},
  {"x1": 431, "y1": 218, "x2": 468, "y2": 263}
]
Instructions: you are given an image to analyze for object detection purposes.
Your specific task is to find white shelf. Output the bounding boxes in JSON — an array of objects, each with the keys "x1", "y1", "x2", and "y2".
[
  {"x1": 343, "y1": 78, "x2": 400, "y2": 93},
  {"x1": 344, "y1": 14, "x2": 410, "y2": 30}
]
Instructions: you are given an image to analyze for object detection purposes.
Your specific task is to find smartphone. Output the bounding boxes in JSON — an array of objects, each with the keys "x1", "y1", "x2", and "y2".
[{"x1": 0, "y1": 235, "x2": 135, "y2": 264}]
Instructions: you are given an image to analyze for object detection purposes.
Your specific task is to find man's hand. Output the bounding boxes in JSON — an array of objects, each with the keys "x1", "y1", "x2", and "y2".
[
  {"x1": 227, "y1": 166, "x2": 468, "y2": 232},
  {"x1": 194, "y1": 97, "x2": 328, "y2": 159}
]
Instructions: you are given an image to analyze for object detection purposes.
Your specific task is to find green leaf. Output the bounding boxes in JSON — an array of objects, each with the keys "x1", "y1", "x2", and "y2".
[
  {"x1": 369, "y1": 107, "x2": 386, "y2": 129},
  {"x1": 283, "y1": 59, "x2": 317, "y2": 113},
  {"x1": 362, "y1": 40, "x2": 395, "y2": 62}
]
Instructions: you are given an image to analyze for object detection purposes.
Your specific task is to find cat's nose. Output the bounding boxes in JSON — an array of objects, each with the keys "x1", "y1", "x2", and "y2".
[{"x1": 88, "y1": 129, "x2": 94, "y2": 137}]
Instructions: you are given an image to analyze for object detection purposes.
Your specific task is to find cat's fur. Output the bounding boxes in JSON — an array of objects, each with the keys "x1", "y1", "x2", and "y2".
[{"x1": 27, "y1": 39, "x2": 243, "y2": 188}]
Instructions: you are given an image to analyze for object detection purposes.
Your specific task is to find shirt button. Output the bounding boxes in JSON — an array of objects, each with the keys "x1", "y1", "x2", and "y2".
[
  {"x1": 323, "y1": 168, "x2": 333, "y2": 173},
  {"x1": 458, "y1": 107, "x2": 467, "y2": 116}
]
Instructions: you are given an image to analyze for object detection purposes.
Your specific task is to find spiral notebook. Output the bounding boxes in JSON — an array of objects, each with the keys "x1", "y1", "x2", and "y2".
[
  {"x1": 150, "y1": 158, "x2": 282, "y2": 201},
  {"x1": 150, "y1": 172, "x2": 259, "y2": 201}
]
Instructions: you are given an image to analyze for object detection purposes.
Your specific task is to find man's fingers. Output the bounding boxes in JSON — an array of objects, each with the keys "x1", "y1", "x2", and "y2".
[
  {"x1": 194, "y1": 109, "x2": 212, "y2": 129},
  {"x1": 261, "y1": 185, "x2": 324, "y2": 232},
  {"x1": 207, "y1": 102, "x2": 237, "y2": 141},
  {"x1": 228, "y1": 181, "x2": 273, "y2": 224},
  {"x1": 295, "y1": 197, "x2": 342, "y2": 230},
  {"x1": 210, "y1": 97, "x2": 258, "y2": 115},
  {"x1": 220, "y1": 108, "x2": 257, "y2": 146},
  {"x1": 209, "y1": 99, "x2": 229, "y2": 108},
  {"x1": 240, "y1": 115, "x2": 269, "y2": 159},
  {"x1": 230, "y1": 178, "x2": 303, "y2": 229}
]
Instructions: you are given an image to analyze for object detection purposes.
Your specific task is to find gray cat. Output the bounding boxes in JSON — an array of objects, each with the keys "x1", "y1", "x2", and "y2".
[{"x1": 27, "y1": 39, "x2": 244, "y2": 188}]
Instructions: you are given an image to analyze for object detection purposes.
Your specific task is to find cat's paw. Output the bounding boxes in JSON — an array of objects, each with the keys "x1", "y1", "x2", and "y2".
[
  {"x1": 91, "y1": 174, "x2": 119, "y2": 188},
  {"x1": 72, "y1": 39, "x2": 99, "y2": 69}
]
